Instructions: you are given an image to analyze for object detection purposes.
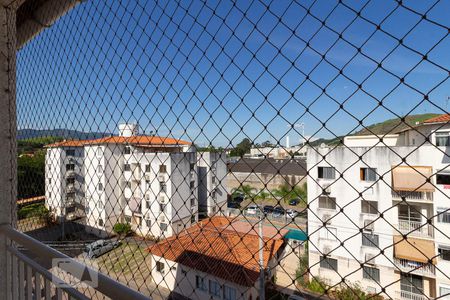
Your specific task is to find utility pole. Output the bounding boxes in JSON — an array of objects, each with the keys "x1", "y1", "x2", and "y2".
[{"x1": 259, "y1": 211, "x2": 265, "y2": 300}]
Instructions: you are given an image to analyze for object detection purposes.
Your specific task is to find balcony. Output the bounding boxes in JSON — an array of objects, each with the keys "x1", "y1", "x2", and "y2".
[
  {"x1": 65, "y1": 169, "x2": 75, "y2": 178},
  {"x1": 0, "y1": 225, "x2": 147, "y2": 300},
  {"x1": 395, "y1": 290, "x2": 429, "y2": 300},
  {"x1": 393, "y1": 258, "x2": 435, "y2": 277},
  {"x1": 392, "y1": 190, "x2": 433, "y2": 203},
  {"x1": 66, "y1": 185, "x2": 75, "y2": 193},
  {"x1": 397, "y1": 220, "x2": 434, "y2": 238}
]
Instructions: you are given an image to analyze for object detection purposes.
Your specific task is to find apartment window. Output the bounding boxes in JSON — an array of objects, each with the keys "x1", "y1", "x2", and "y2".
[
  {"x1": 146, "y1": 200, "x2": 151, "y2": 209},
  {"x1": 159, "y1": 203, "x2": 166, "y2": 213},
  {"x1": 362, "y1": 233, "x2": 379, "y2": 248},
  {"x1": 319, "y1": 227, "x2": 337, "y2": 240},
  {"x1": 98, "y1": 183, "x2": 103, "y2": 191},
  {"x1": 190, "y1": 163, "x2": 195, "y2": 171},
  {"x1": 65, "y1": 149, "x2": 75, "y2": 156},
  {"x1": 361, "y1": 200, "x2": 379, "y2": 215},
  {"x1": 124, "y1": 164, "x2": 131, "y2": 171},
  {"x1": 436, "y1": 131, "x2": 450, "y2": 146},
  {"x1": 159, "y1": 164, "x2": 167, "y2": 173},
  {"x1": 124, "y1": 182, "x2": 131, "y2": 189},
  {"x1": 97, "y1": 201, "x2": 103, "y2": 209},
  {"x1": 98, "y1": 219, "x2": 104, "y2": 227},
  {"x1": 191, "y1": 214, "x2": 196, "y2": 224},
  {"x1": 195, "y1": 276, "x2": 207, "y2": 291},
  {"x1": 438, "y1": 246, "x2": 450, "y2": 261},
  {"x1": 398, "y1": 204, "x2": 422, "y2": 222},
  {"x1": 319, "y1": 256, "x2": 338, "y2": 271},
  {"x1": 66, "y1": 163, "x2": 75, "y2": 171},
  {"x1": 160, "y1": 182, "x2": 167, "y2": 193},
  {"x1": 318, "y1": 196, "x2": 336, "y2": 210},
  {"x1": 145, "y1": 219, "x2": 151, "y2": 228},
  {"x1": 363, "y1": 266, "x2": 380, "y2": 283},
  {"x1": 437, "y1": 209, "x2": 450, "y2": 223},
  {"x1": 124, "y1": 216, "x2": 131, "y2": 223},
  {"x1": 145, "y1": 164, "x2": 151, "y2": 173},
  {"x1": 97, "y1": 164, "x2": 103, "y2": 174},
  {"x1": 209, "y1": 280, "x2": 221, "y2": 297},
  {"x1": 437, "y1": 173, "x2": 450, "y2": 185},
  {"x1": 223, "y1": 285, "x2": 236, "y2": 300},
  {"x1": 401, "y1": 274, "x2": 423, "y2": 295},
  {"x1": 440, "y1": 286, "x2": 450, "y2": 299},
  {"x1": 160, "y1": 223, "x2": 168, "y2": 232},
  {"x1": 124, "y1": 146, "x2": 131, "y2": 154},
  {"x1": 66, "y1": 178, "x2": 75, "y2": 185},
  {"x1": 190, "y1": 198, "x2": 195, "y2": 207},
  {"x1": 360, "y1": 168, "x2": 377, "y2": 182},
  {"x1": 96, "y1": 147, "x2": 103, "y2": 157},
  {"x1": 212, "y1": 176, "x2": 216, "y2": 184},
  {"x1": 190, "y1": 181, "x2": 195, "y2": 189},
  {"x1": 156, "y1": 261, "x2": 164, "y2": 273},
  {"x1": 318, "y1": 167, "x2": 335, "y2": 179}
]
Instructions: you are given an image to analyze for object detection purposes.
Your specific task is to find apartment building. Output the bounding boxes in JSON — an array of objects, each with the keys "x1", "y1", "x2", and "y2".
[
  {"x1": 197, "y1": 152, "x2": 227, "y2": 217},
  {"x1": 307, "y1": 114, "x2": 450, "y2": 300},
  {"x1": 45, "y1": 123, "x2": 224, "y2": 238}
]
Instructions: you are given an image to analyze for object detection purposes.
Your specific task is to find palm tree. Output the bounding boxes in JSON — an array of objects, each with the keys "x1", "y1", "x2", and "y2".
[
  {"x1": 255, "y1": 190, "x2": 270, "y2": 202},
  {"x1": 232, "y1": 184, "x2": 256, "y2": 200},
  {"x1": 272, "y1": 183, "x2": 307, "y2": 204}
]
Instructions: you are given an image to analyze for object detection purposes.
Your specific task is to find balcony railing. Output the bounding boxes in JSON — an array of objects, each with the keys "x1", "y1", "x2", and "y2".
[
  {"x1": 397, "y1": 220, "x2": 434, "y2": 238},
  {"x1": 0, "y1": 224, "x2": 149, "y2": 300},
  {"x1": 392, "y1": 191, "x2": 433, "y2": 202},
  {"x1": 395, "y1": 290, "x2": 429, "y2": 300},
  {"x1": 394, "y1": 258, "x2": 435, "y2": 277}
]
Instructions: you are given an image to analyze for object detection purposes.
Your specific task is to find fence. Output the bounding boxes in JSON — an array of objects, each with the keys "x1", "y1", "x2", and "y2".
[{"x1": 4, "y1": 0, "x2": 450, "y2": 299}]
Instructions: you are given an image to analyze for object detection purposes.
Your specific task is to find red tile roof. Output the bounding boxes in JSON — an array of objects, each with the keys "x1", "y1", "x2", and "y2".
[
  {"x1": 46, "y1": 135, "x2": 191, "y2": 148},
  {"x1": 423, "y1": 114, "x2": 450, "y2": 124},
  {"x1": 147, "y1": 217, "x2": 285, "y2": 287}
]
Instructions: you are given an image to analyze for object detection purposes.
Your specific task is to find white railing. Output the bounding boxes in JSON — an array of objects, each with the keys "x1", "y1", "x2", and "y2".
[
  {"x1": 396, "y1": 290, "x2": 429, "y2": 300},
  {"x1": 392, "y1": 191, "x2": 433, "y2": 202},
  {"x1": 397, "y1": 220, "x2": 434, "y2": 238},
  {"x1": 394, "y1": 258, "x2": 435, "y2": 277},
  {"x1": 0, "y1": 225, "x2": 149, "y2": 300}
]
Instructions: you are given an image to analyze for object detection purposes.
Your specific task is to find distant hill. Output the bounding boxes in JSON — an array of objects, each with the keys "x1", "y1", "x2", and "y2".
[
  {"x1": 18, "y1": 129, "x2": 109, "y2": 141},
  {"x1": 308, "y1": 113, "x2": 440, "y2": 146}
]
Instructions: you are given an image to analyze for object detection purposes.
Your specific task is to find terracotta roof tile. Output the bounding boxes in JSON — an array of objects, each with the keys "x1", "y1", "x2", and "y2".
[
  {"x1": 423, "y1": 114, "x2": 450, "y2": 124},
  {"x1": 46, "y1": 135, "x2": 191, "y2": 148},
  {"x1": 147, "y1": 217, "x2": 285, "y2": 287}
]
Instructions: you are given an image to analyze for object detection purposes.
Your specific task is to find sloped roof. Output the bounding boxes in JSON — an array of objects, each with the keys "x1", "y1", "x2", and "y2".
[
  {"x1": 147, "y1": 217, "x2": 285, "y2": 287},
  {"x1": 423, "y1": 114, "x2": 450, "y2": 124},
  {"x1": 228, "y1": 158, "x2": 306, "y2": 176},
  {"x1": 46, "y1": 135, "x2": 191, "y2": 148}
]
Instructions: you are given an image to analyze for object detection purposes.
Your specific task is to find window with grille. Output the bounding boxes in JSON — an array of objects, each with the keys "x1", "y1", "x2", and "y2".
[
  {"x1": 360, "y1": 168, "x2": 377, "y2": 182},
  {"x1": 66, "y1": 164, "x2": 75, "y2": 171},
  {"x1": 320, "y1": 256, "x2": 338, "y2": 271},
  {"x1": 318, "y1": 167, "x2": 335, "y2": 180},
  {"x1": 209, "y1": 280, "x2": 221, "y2": 297},
  {"x1": 223, "y1": 285, "x2": 236, "y2": 300},
  {"x1": 438, "y1": 246, "x2": 450, "y2": 261},
  {"x1": 362, "y1": 233, "x2": 379, "y2": 248},
  {"x1": 363, "y1": 266, "x2": 380, "y2": 283},
  {"x1": 318, "y1": 196, "x2": 336, "y2": 210},
  {"x1": 361, "y1": 200, "x2": 379, "y2": 215},
  {"x1": 195, "y1": 276, "x2": 207, "y2": 291},
  {"x1": 436, "y1": 132, "x2": 450, "y2": 146},
  {"x1": 438, "y1": 210, "x2": 450, "y2": 223},
  {"x1": 437, "y1": 173, "x2": 450, "y2": 185}
]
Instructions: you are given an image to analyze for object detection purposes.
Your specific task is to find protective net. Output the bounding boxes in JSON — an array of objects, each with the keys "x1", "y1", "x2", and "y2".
[{"x1": 14, "y1": 0, "x2": 450, "y2": 299}]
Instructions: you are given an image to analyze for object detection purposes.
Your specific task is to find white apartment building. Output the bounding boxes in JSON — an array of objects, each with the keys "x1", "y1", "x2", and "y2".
[
  {"x1": 307, "y1": 114, "x2": 450, "y2": 300},
  {"x1": 197, "y1": 152, "x2": 227, "y2": 217},
  {"x1": 45, "y1": 123, "x2": 225, "y2": 238}
]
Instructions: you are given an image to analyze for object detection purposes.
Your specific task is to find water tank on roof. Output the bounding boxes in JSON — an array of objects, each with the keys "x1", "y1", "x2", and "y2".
[{"x1": 118, "y1": 123, "x2": 139, "y2": 137}]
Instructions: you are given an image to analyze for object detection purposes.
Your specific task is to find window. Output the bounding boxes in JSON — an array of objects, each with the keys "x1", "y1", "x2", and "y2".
[
  {"x1": 361, "y1": 200, "x2": 379, "y2": 215},
  {"x1": 85, "y1": 206, "x2": 89, "y2": 214},
  {"x1": 98, "y1": 219, "x2": 104, "y2": 227},
  {"x1": 156, "y1": 261, "x2": 164, "y2": 273},
  {"x1": 436, "y1": 131, "x2": 450, "y2": 146},
  {"x1": 360, "y1": 168, "x2": 377, "y2": 182},
  {"x1": 190, "y1": 163, "x2": 195, "y2": 171},
  {"x1": 401, "y1": 274, "x2": 423, "y2": 295},
  {"x1": 124, "y1": 164, "x2": 131, "y2": 171},
  {"x1": 362, "y1": 233, "x2": 379, "y2": 248},
  {"x1": 190, "y1": 198, "x2": 195, "y2": 207},
  {"x1": 438, "y1": 209, "x2": 450, "y2": 223},
  {"x1": 191, "y1": 214, "x2": 196, "y2": 224},
  {"x1": 438, "y1": 246, "x2": 450, "y2": 261},
  {"x1": 160, "y1": 182, "x2": 167, "y2": 192},
  {"x1": 145, "y1": 164, "x2": 151, "y2": 173},
  {"x1": 318, "y1": 196, "x2": 336, "y2": 210},
  {"x1": 223, "y1": 285, "x2": 236, "y2": 300},
  {"x1": 363, "y1": 266, "x2": 380, "y2": 283},
  {"x1": 145, "y1": 219, "x2": 151, "y2": 227},
  {"x1": 398, "y1": 204, "x2": 422, "y2": 222},
  {"x1": 97, "y1": 164, "x2": 103, "y2": 174},
  {"x1": 97, "y1": 201, "x2": 103, "y2": 209},
  {"x1": 48, "y1": 178, "x2": 51, "y2": 185},
  {"x1": 124, "y1": 146, "x2": 131, "y2": 154},
  {"x1": 212, "y1": 176, "x2": 216, "y2": 184},
  {"x1": 209, "y1": 280, "x2": 221, "y2": 297},
  {"x1": 195, "y1": 276, "x2": 207, "y2": 291},
  {"x1": 319, "y1": 227, "x2": 337, "y2": 240},
  {"x1": 66, "y1": 178, "x2": 75, "y2": 185},
  {"x1": 159, "y1": 164, "x2": 167, "y2": 173},
  {"x1": 96, "y1": 147, "x2": 102, "y2": 157},
  {"x1": 98, "y1": 183, "x2": 103, "y2": 191},
  {"x1": 65, "y1": 149, "x2": 75, "y2": 156},
  {"x1": 124, "y1": 215, "x2": 131, "y2": 223},
  {"x1": 440, "y1": 286, "x2": 450, "y2": 299},
  {"x1": 318, "y1": 167, "x2": 335, "y2": 179},
  {"x1": 124, "y1": 181, "x2": 131, "y2": 189},
  {"x1": 66, "y1": 163, "x2": 75, "y2": 171},
  {"x1": 146, "y1": 200, "x2": 151, "y2": 209},
  {"x1": 159, "y1": 203, "x2": 166, "y2": 213},
  {"x1": 160, "y1": 223, "x2": 168, "y2": 232},
  {"x1": 437, "y1": 173, "x2": 450, "y2": 185},
  {"x1": 190, "y1": 181, "x2": 195, "y2": 189},
  {"x1": 319, "y1": 256, "x2": 338, "y2": 271}
]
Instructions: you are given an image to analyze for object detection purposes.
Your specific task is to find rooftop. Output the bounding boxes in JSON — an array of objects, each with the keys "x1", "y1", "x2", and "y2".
[
  {"x1": 228, "y1": 157, "x2": 307, "y2": 176},
  {"x1": 422, "y1": 113, "x2": 450, "y2": 124},
  {"x1": 147, "y1": 217, "x2": 285, "y2": 287}
]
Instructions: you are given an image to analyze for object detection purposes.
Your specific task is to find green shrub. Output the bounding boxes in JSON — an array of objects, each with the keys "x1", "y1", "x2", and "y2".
[
  {"x1": 307, "y1": 277, "x2": 328, "y2": 294},
  {"x1": 113, "y1": 222, "x2": 132, "y2": 237}
]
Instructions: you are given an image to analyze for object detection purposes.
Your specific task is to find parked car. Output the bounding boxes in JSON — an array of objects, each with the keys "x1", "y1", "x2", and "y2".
[
  {"x1": 272, "y1": 206, "x2": 285, "y2": 217},
  {"x1": 288, "y1": 295, "x2": 306, "y2": 300},
  {"x1": 232, "y1": 195, "x2": 245, "y2": 203},
  {"x1": 263, "y1": 205, "x2": 274, "y2": 214},
  {"x1": 245, "y1": 204, "x2": 259, "y2": 215},
  {"x1": 227, "y1": 201, "x2": 240, "y2": 209},
  {"x1": 85, "y1": 240, "x2": 121, "y2": 259},
  {"x1": 289, "y1": 198, "x2": 300, "y2": 206},
  {"x1": 286, "y1": 209, "x2": 299, "y2": 219}
]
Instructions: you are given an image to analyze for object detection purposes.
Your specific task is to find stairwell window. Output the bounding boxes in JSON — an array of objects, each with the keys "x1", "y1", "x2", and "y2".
[
  {"x1": 318, "y1": 167, "x2": 335, "y2": 180},
  {"x1": 360, "y1": 168, "x2": 377, "y2": 182},
  {"x1": 319, "y1": 256, "x2": 338, "y2": 271}
]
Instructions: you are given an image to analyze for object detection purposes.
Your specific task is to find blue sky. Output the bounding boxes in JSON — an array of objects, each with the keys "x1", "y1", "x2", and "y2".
[{"x1": 16, "y1": 0, "x2": 449, "y2": 147}]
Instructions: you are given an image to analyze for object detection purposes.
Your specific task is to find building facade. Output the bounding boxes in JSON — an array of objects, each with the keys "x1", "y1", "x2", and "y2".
[{"x1": 307, "y1": 114, "x2": 450, "y2": 299}]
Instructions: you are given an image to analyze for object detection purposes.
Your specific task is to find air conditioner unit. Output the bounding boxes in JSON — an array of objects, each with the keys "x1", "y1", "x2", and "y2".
[
  {"x1": 159, "y1": 215, "x2": 166, "y2": 222},
  {"x1": 365, "y1": 253, "x2": 376, "y2": 265},
  {"x1": 322, "y1": 246, "x2": 332, "y2": 255},
  {"x1": 159, "y1": 197, "x2": 165, "y2": 203},
  {"x1": 146, "y1": 213, "x2": 152, "y2": 219},
  {"x1": 322, "y1": 214, "x2": 331, "y2": 224},
  {"x1": 364, "y1": 219, "x2": 374, "y2": 231},
  {"x1": 158, "y1": 174, "x2": 165, "y2": 181}
]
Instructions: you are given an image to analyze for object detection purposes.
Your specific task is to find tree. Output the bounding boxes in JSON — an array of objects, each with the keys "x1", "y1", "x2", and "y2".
[
  {"x1": 255, "y1": 190, "x2": 270, "y2": 202},
  {"x1": 17, "y1": 150, "x2": 46, "y2": 199},
  {"x1": 272, "y1": 183, "x2": 307, "y2": 204},
  {"x1": 232, "y1": 184, "x2": 256, "y2": 200},
  {"x1": 113, "y1": 222, "x2": 132, "y2": 238},
  {"x1": 261, "y1": 140, "x2": 274, "y2": 147},
  {"x1": 229, "y1": 138, "x2": 252, "y2": 157}
]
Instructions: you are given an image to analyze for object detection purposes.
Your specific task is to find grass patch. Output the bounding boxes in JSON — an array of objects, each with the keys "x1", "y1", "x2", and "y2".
[{"x1": 98, "y1": 242, "x2": 149, "y2": 275}]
